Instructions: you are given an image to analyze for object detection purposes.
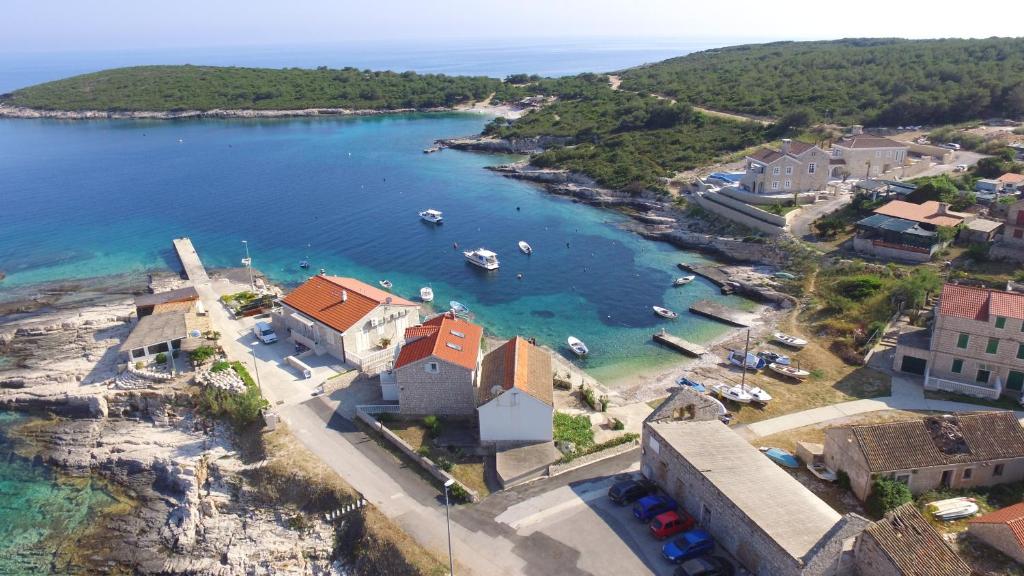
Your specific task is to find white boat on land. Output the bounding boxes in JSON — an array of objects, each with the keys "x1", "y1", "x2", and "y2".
[
  {"x1": 449, "y1": 301, "x2": 469, "y2": 314},
  {"x1": 379, "y1": 280, "x2": 393, "y2": 290},
  {"x1": 419, "y1": 209, "x2": 443, "y2": 224},
  {"x1": 773, "y1": 332, "x2": 808, "y2": 349},
  {"x1": 710, "y1": 383, "x2": 753, "y2": 404},
  {"x1": 673, "y1": 275, "x2": 696, "y2": 286},
  {"x1": 653, "y1": 306, "x2": 679, "y2": 319},
  {"x1": 747, "y1": 387, "x2": 772, "y2": 404},
  {"x1": 419, "y1": 287, "x2": 434, "y2": 302},
  {"x1": 927, "y1": 497, "x2": 980, "y2": 521},
  {"x1": 568, "y1": 336, "x2": 589, "y2": 357},
  {"x1": 728, "y1": 350, "x2": 766, "y2": 370},
  {"x1": 518, "y1": 241, "x2": 533, "y2": 255},
  {"x1": 807, "y1": 462, "x2": 838, "y2": 482},
  {"x1": 768, "y1": 363, "x2": 810, "y2": 381},
  {"x1": 464, "y1": 248, "x2": 500, "y2": 270}
]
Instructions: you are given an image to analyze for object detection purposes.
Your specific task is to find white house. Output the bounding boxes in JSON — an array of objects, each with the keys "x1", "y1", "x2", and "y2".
[{"x1": 477, "y1": 336, "x2": 553, "y2": 444}]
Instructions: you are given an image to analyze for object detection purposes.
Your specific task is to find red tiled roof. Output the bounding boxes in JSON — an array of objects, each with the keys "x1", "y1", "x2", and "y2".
[
  {"x1": 998, "y1": 173, "x2": 1024, "y2": 184},
  {"x1": 748, "y1": 148, "x2": 783, "y2": 163},
  {"x1": 282, "y1": 275, "x2": 416, "y2": 333},
  {"x1": 394, "y1": 313, "x2": 482, "y2": 371},
  {"x1": 787, "y1": 140, "x2": 816, "y2": 155},
  {"x1": 873, "y1": 200, "x2": 967, "y2": 228},
  {"x1": 969, "y1": 502, "x2": 1024, "y2": 551},
  {"x1": 479, "y1": 336, "x2": 553, "y2": 406},
  {"x1": 834, "y1": 135, "x2": 906, "y2": 149},
  {"x1": 940, "y1": 283, "x2": 1024, "y2": 321},
  {"x1": 865, "y1": 504, "x2": 972, "y2": 576}
]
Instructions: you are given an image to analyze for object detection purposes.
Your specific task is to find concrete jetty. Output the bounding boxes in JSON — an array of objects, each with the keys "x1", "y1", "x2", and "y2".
[
  {"x1": 652, "y1": 330, "x2": 707, "y2": 357},
  {"x1": 678, "y1": 262, "x2": 734, "y2": 294},
  {"x1": 172, "y1": 237, "x2": 210, "y2": 285},
  {"x1": 689, "y1": 300, "x2": 750, "y2": 327}
]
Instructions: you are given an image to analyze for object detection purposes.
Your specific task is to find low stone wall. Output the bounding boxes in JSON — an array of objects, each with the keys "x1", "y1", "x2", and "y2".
[
  {"x1": 693, "y1": 194, "x2": 784, "y2": 236},
  {"x1": 705, "y1": 192, "x2": 787, "y2": 226},
  {"x1": 718, "y1": 187, "x2": 817, "y2": 206},
  {"x1": 547, "y1": 441, "x2": 639, "y2": 477},
  {"x1": 355, "y1": 407, "x2": 480, "y2": 502}
]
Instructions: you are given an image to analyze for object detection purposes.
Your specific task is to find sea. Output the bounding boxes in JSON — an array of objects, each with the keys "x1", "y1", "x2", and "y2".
[{"x1": 0, "y1": 40, "x2": 748, "y2": 567}]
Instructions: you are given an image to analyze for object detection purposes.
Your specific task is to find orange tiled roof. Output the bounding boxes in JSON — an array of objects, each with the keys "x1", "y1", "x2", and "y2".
[
  {"x1": 873, "y1": 200, "x2": 967, "y2": 227},
  {"x1": 282, "y1": 275, "x2": 416, "y2": 333},
  {"x1": 969, "y1": 502, "x2": 1024, "y2": 551},
  {"x1": 998, "y1": 173, "x2": 1024, "y2": 184},
  {"x1": 479, "y1": 336, "x2": 553, "y2": 406},
  {"x1": 939, "y1": 283, "x2": 1024, "y2": 321},
  {"x1": 394, "y1": 313, "x2": 482, "y2": 371}
]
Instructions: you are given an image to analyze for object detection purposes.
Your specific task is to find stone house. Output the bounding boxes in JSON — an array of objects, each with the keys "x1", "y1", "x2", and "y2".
[
  {"x1": 392, "y1": 313, "x2": 482, "y2": 417},
  {"x1": 829, "y1": 134, "x2": 908, "y2": 179},
  {"x1": 272, "y1": 274, "x2": 420, "y2": 372},
  {"x1": 641, "y1": 397, "x2": 868, "y2": 575},
  {"x1": 823, "y1": 412, "x2": 1024, "y2": 501},
  {"x1": 119, "y1": 297, "x2": 210, "y2": 363},
  {"x1": 740, "y1": 139, "x2": 830, "y2": 195},
  {"x1": 855, "y1": 503, "x2": 971, "y2": 576},
  {"x1": 967, "y1": 502, "x2": 1024, "y2": 564},
  {"x1": 477, "y1": 336, "x2": 553, "y2": 444},
  {"x1": 998, "y1": 172, "x2": 1024, "y2": 193},
  {"x1": 991, "y1": 198, "x2": 1024, "y2": 262},
  {"x1": 894, "y1": 283, "x2": 1024, "y2": 398}
]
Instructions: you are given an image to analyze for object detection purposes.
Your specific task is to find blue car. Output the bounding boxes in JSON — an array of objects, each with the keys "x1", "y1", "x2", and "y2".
[
  {"x1": 632, "y1": 494, "x2": 678, "y2": 522},
  {"x1": 662, "y1": 529, "x2": 715, "y2": 563}
]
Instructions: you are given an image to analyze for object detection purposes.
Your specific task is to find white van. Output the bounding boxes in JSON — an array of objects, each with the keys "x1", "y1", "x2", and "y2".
[{"x1": 253, "y1": 321, "x2": 278, "y2": 344}]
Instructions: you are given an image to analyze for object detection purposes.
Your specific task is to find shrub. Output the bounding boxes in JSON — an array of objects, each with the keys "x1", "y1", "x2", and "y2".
[
  {"x1": 423, "y1": 415, "x2": 441, "y2": 437},
  {"x1": 835, "y1": 276, "x2": 884, "y2": 301},
  {"x1": 867, "y1": 477, "x2": 912, "y2": 517},
  {"x1": 154, "y1": 352, "x2": 167, "y2": 364},
  {"x1": 190, "y1": 345, "x2": 217, "y2": 365},
  {"x1": 836, "y1": 470, "x2": 851, "y2": 490},
  {"x1": 553, "y1": 412, "x2": 595, "y2": 449},
  {"x1": 447, "y1": 482, "x2": 471, "y2": 504},
  {"x1": 197, "y1": 361, "x2": 268, "y2": 428},
  {"x1": 434, "y1": 456, "x2": 454, "y2": 472},
  {"x1": 553, "y1": 377, "x2": 572, "y2": 391},
  {"x1": 416, "y1": 446, "x2": 430, "y2": 457},
  {"x1": 135, "y1": 361, "x2": 144, "y2": 369},
  {"x1": 211, "y1": 360, "x2": 231, "y2": 373},
  {"x1": 611, "y1": 418, "x2": 625, "y2": 431},
  {"x1": 559, "y1": 432, "x2": 639, "y2": 463},
  {"x1": 967, "y1": 242, "x2": 990, "y2": 262}
]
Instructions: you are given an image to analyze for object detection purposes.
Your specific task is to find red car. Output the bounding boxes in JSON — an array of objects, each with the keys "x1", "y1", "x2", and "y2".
[{"x1": 649, "y1": 510, "x2": 695, "y2": 540}]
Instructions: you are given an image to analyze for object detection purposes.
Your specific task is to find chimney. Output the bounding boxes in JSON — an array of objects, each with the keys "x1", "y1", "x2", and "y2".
[
  {"x1": 341, "y1": 289, "x2": 348, "y2": 303},
  {"x1": 850, "y1": 124, "x2": 864, "y2": 135},
  {"x1": 781, "y1": 139, "x2": 791, "y2": 154},
  {"x1": 937, "y1": 202, "x2": 950, "y2": 215}
]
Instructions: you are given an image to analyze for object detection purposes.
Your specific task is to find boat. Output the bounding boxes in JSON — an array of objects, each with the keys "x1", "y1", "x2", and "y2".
[
  {"x1": 419, "y1": 209, "x2": 444, "y2": 224},
  {"x1": 710, "y1": 383, "x2": 752, "y2": 404},
  {"x1": 419, "y1": 287, "x2": 434, "y2": 302},
  {"x1": 747, "y1": 387, "x2": 773, "y2": 404},
  {"x1": 518, "y1": 241, "x2": 533, "y2": 255},
  {"x1": 774, "y1": 272, "x2": 798, "y2": 280},
  {"x1": 464, "y1": 248, "x2": 500, "y2": 270},
  {"x1": 379, "y1": 280, "x2": 393, "y2": 290},
  {"x1": 298, "y1": 260, "x2": 310, "y2": 269},
  {"x1": 653, "y1": 306, "x2": 679, "y2": 319},
  {"x1": 807, "y1": 462, "x2": 837, "y2": 482},
  {"x1": 449, "y1": 301, "x2": 469, "y2": 315},
  {"x1": 768, "y1": 363, "x2": 810, "y2": 381},
  {"x1": 673, "y1": 275, "x2": 696, "y2": 286},
  {"x1": 676, "y1": 376, "x2": 706, "y2": 393},
  {"x1": 567, "y1": 336, "x2": 589, "y2": 357},
  {"x1": 727, "y1": 350, "x2": 766, "y2": 371},
  {"x1": 927, "y1": 497, "x2": 980, "y2": 521},
  {"x1": 760, "y1": 447, "x2": 799, "y2": 468},
  {"x1": 773, "y1": 332, "x2": 808, "y2": 349},
  {"x1": 757, "y1": 351, "x2": 791, "y2": 366}
]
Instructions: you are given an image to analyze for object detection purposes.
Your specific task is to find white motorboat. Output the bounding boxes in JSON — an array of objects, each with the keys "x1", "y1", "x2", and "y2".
[
  {"x1": 710, "y1": 383, "x2": 753, "y2": 404},
  {"x1": 379, "y1": 280, "x2": 393, "y2": 290},
  {"x1": 673, "y1": 275, "x2": 695, "y2": 286},
  {"x1": 807, "y1": 462, "x2": 838, "y2": 482},
  {"x1": 653, "y1": 306, "x2": 679, "y2": 319},
  {"x1": 518, "y1": 241, "x2": 533, "y2": 255},
  {"x1": 768, "y1": 363, "x2": 810, "y2": 381},
  {"x1": 419, "y1": 209, "x2": 443, "y2": 224},
  {"x1": 773, "y1": 332, "x2": 808, "y2": 349},
  {"x1": 747, "y1": 387, "x2": 772, "y2": 404},
  {"x1": 567, "y1": 336, "x2": 589, "y2": 357},
  {"x1": 727, "y1": 350, "x2": 766, "y2": 371},
  {"x1": 927, "y1": 497, "x2": 979, "y2": 521},
  {"x1": 449, "y1": 301, "x2": 469, "y2": 315},
  {"x1": 419, "y1": 287, "x2": 434, "y2": 302},
  {"x1": 464, "y1": 248, "x2": 500, "y2": 270}
]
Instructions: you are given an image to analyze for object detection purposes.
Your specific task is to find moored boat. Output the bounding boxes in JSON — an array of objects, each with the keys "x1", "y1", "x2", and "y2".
[
  {"x1": 773, "y1": 332, "x2": 808, "y2": 349},
  {"x1": 464, "y1": 248, "x2": 500, "y2": 270},
  {"x1": 419, "y1": 209, "x2": 443, "y2": 224},
  {"x1": 449, "y1": 300, "x2": 469, "y2": 315},
  {"x1": 653, "y1": 306, "x2": 679, "y2": 319},
  {"x1": 518, "y1": 241, "x2": 533, "y2": 255},
  {"x1": 727, "y1": 350, "x2": 766, "y2": 371},
  {"x1": 710, "y1": 383, "x2": 752, "y2": 404},
  {"x1": 673, "y1": 275, "x2": 695, "y2": 286},
  {"x1": 567, "y1": 336, "x2": 589, "y2": 357},
  {"x1": 760, "y1": 447, "x2": 799, "y2": 468},
  {"x1": 419, "y1": 287, "x2": 434, "y2": 302},
  {"x1": 379, "y1": 280, "x2": 393, "y2": 290},
  {"x1": 299, "y1": 260, "x2": 310, "y2": 269},
  {"x1": 768, "y1": 362, "x2": 810, "y2": 381}
]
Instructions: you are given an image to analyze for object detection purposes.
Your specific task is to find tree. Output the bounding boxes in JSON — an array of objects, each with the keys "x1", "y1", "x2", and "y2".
[
  {"x1": 974, "y1": 157, "x2": 1007, "y2": 179},
  {"x1": 815, "y1": 216, "x2": 846, "y2": 237}
]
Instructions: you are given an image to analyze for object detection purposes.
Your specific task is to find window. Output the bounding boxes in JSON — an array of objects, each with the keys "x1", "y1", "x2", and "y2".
[
  {"x1": 1018, "y1": 343, "x2": 1024, "y2": 360},
  {"x1": 977, "y1": 368, "x2": 991, "y2": 384},
  {"x1": 832, "y1": 148, "x2": 841, "y2": 157},
  {"x1": 446, "y1": 342, "x2": 463, "y2": 351},
  {"x1": 895, "y1": 474, "x2": 910, "y2": 484},
  {"x1": 951, "y1": 358, "x2": 964, "y2": 374},
  {"x1": 986, "y1": 337, "x2": 999, "y2": 355},
  {"x1": 450, "y1": 330, "x2": 465, "y2": 338},
  {"x1": 995, "y1": 463, "x2": 1005, "y2": 477},
  {"x1": 784, "y1": 180, "x2": 792, "y2": 190},
  {"x1": 771, "y1": 181, "x2": 780, "y2": 190},
  {"x1": 875, "y1": 150, "x2": 882, "y2": 158},
  {"x1": 963, "y1": 468, "x2": 973, "y2": 480},
  {"x1": 425, "y1": 362, "x2": 439, "y2": 374},
  {"x1": 886, "y1": 150, "x2": 893, "y2": 158},
  {"x1": 996, "y1": 316, "x2": 1007, "y2": 329},
  {"x1": 808, "y1": 162, "x2": 816, "y2": 174},
  {"x1": 956, "y1": 333, "x2": 969, "y2": 349},
  {"x1": 785, "y1": 166, "x2": 793, "y2": 175},
  {"x1": 772, "y1": 166, "x2": 780, "y2": 176}
]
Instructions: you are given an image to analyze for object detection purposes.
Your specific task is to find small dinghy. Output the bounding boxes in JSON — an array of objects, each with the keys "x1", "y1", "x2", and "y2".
[
  {"x1": 449, "y1": 301, "x2": 469, "y2": 315},
  {"x1": 727, "y1": 350, "x2": 766, "y2": 371},
  {"x1": 419, "y1": 287, "x2": 434, "y2": 302},
  {"x1": 299, "y1": 260, "x2": 310, "y2": 269},
  {"x1": 768, "y1": 363, "x2": 810, "y2": 381},
  {"x1": 773, "y1": 332, "x2": 808, "y2": 349},
  {"x1": 567, "y1": 336, "x2": 589, "y2": 357},
  {"x1": 676, "y1": 376, "x2": 706, "y2": 393},
  {"x1": 747, "y1": 386, "x2": 773, "y2": 404},
  {"x1": 760, "y1": 447, "x2": 799, "y2": 468},
  {"x1": 653, "y1": 306, "x2": 679, "y2": 319},
  {"x1": 379, "y1": 280, "x2": 393, "y2": 290},
  {"x1": 710, "y1": 383, "x2": 752, "y2": 404},
  {"x1": 757, "y1": 350, "x2": 791, "y2": 366},
  {"x1": 807, "y1": 462, "x2": 837, "y2": 482},
  {"x1": 518, "y1": 241, "x2": 533, "y2": 255},
  {"x1": 927, "y1": 497, "x2": 979, "y2": 521},
  {"x1": 673, "y1": 275, "x2": 695, "y2": 286}
]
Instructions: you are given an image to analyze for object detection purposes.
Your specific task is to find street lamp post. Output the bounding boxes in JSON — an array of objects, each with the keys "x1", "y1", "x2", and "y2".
[
  {"x1": 249, "y1": 343, "x2": 264, "y2": 396},
  {"x1": 242, "y1": 240, "x2": 255, "y2": 292},
  {"x1": 443, "y1": 478, "x2": 455, "y2": 575}
]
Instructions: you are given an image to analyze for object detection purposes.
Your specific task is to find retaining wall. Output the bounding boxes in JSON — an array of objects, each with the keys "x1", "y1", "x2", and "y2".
[{"x1": 719, "y1": 187, "x2": 817, "y2": 206}]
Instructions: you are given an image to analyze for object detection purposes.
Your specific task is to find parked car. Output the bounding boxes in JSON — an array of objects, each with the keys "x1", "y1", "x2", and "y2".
[
  {"x1": 608, "y1": 478, "x2": 657, "y2": 505},
  {"x1": 662, "y1": 529, "x2": 715, "y2": 563},
  {"x1": 675, "y1": 556, "x2": 735, "y2": 576},
  {"x1": 253, "y1": 321, "x2": 278, "y2": 344},
  {"x1": 954, "y1": 164, "x2": 968, "y2": 172},
  {"x1": 633, "y1": 494, "x2": 678, "y2": 522},
  {"x1": 943, "y1": 142, "x2": 961, "y2": 150},
  {"x1": 650, "y1": 510, "x2": 696, "y2": 540}
]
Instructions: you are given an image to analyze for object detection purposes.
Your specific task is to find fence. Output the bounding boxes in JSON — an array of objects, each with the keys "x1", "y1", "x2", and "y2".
[
  {"x1": 347, "y1": 345, "x2": 399, "y2": 375},
  {"x1": 924, "y1": 376, "x2": 1002, "y2": 400}
]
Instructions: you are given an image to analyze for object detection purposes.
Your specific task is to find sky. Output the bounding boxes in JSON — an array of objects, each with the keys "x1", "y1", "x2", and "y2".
[{"x1": 2, "y1": 0, "x2": 1020, "y2": 53}]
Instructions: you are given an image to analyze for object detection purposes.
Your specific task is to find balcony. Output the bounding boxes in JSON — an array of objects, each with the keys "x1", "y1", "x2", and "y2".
[{"x1": 924, "y1": 374, "x2": 1003, "y2": 400}]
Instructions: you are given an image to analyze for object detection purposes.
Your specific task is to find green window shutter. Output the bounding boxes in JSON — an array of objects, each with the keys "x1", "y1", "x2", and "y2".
[
  {"x1": 957, "y1": 333, "x2": 969, "y2": 349},
  {"x1": 986, "y1": 338, "x2": 999, "y2": 355},
  {"x1": 996, "y1": 316, "x2": 1006, "y2": 329},
  {"x1": 951, "y1": 359, "x2": 963, "y2": 374},
  {"x1": 1018, "y1": 343, "x2": 1024, "y2": 361}
]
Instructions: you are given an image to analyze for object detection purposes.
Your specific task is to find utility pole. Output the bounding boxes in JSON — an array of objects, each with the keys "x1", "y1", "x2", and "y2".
[{"x1": 443, "y1": 479, "x2": 455, "y2": 575}]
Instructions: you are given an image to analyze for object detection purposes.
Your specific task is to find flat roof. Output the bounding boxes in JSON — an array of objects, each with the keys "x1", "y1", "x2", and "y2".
[
  {"x1": 134, "y1": 286, "x2": 199, "y2": 307},
  {"x1": 856, "y1": 213, "x2": 936, "y2": 236},
  {"x1": 965, "y1": 219, "x2": 1003, "y2": 233},
  {"x1": 652, "y1": 420, "x2": 842, "y2": 561},
  {"x1": 120, "y1": 311, "x2": 188, "y2": 352}
]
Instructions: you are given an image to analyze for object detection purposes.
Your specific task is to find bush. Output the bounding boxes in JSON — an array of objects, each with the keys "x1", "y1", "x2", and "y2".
[
  {"x1": 423, "y1": 415, "x2": 441, "y2": 437},
  {"x1": 867, "y1": 477, "x2": 912, "y2": 517},
  {"x1": 553, "y1": 377, "x2": 572, "y2": 391},
  {"x1": 197, "y1": 361, "x2": 268, "y2": 428},
  {"x1": 835, "y1": 276, "x2": 884, "y2": 301},
  {"x1": 211, "y1": 360, "x2": 231, "y2": 372},
  {"x1": 190, "y1": 345, "x2": 217, "y2": 365},
  {"x1": 559, "y1": 432, "x2": 639, "y2": 463},
  {"x1": 553, "y1": 412, "x2": 595, "y2": 450},
  {"x1": 611, "y1": 418, "x2": 625, "y2": 431},
  {"x1": 434, "y1": 456, "x2": 454, "y2": 472},
  {"x1": 836, "y1": 470, "x2": 851, "y2": 490},
  {"x1": 135, "y1": 361, "x2": 144, "y2": 369},
  {"x1": 447, "y1": 482, "x2": 471, "y2": 504},
  {"x1": 154, "y1": 352, "x2": 167, "y2": 364},
  {"x1": 967, "y1": 242, "x2": 990, "y2": 262},
  {"x1": 416, "y1": 446, "x2": 430, "y2": 457}
]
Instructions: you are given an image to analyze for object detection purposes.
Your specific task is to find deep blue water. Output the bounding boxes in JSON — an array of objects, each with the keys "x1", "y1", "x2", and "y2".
[{"x1": 0, "y1": 113, "x2": 743, "y2": 381}]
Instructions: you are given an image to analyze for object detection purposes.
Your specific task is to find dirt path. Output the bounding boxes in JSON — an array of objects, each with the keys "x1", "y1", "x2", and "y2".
[
  {"x1": 607, "y1": 75, "x2": 622, "y2": 90},
  {"x1": 692, "y1": 106, "x2": 774, "y2": 126}
]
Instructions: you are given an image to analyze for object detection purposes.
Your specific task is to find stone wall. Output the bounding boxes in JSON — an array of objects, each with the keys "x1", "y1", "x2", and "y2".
[
  {"x1": 719, "y1": 186, "x2": 817, "y2": 206},
  {"x1": 395, "y1": 357, "x2": 477, "y2": 417},
  {"x1": 968, "y1": 523, "x2": 1024, "y2": 564},
  {"x1": 853, "y1": 532, "x2": 905, "y2": 576},
  {"x1": 693, "y1": 194, "x2": 784, "y2": 236},
  {"x1": 704, "y1": 191, "x2": 788, "y2": 226}
]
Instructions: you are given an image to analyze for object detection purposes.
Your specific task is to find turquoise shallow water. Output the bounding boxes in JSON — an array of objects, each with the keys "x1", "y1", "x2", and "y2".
[
  {"x1": 0, "y1": 113, "x2": 744, "y2": 382},
  {"x1": 0, "y1": 412, "x2": 120, "y2": 574}
]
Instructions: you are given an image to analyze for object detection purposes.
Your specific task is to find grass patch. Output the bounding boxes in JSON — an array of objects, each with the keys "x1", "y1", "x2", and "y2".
[
  {"x1": 388, "y1": 420, "x2": 491, "y2": 497},
  {"x1": 553, "y1": 412, "x2": 595, "y2": 449}
]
